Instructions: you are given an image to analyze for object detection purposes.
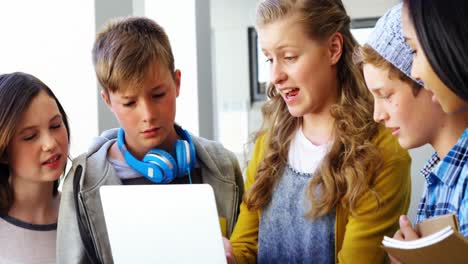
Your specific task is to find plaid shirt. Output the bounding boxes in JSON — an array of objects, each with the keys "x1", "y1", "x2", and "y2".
[{"x1": 416, "y1": 129, "x2": 468, "y2": 237}]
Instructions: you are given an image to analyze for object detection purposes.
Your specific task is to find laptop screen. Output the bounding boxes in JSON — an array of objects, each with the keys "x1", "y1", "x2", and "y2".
[{"x1": 100, "y1": 184, "x2": 227, "y2": 264}]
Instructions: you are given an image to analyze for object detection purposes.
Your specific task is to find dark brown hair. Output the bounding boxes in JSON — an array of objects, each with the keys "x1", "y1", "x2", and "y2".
[{"x1": 0, "y1": 72, "x2": 70, "y2": 214}]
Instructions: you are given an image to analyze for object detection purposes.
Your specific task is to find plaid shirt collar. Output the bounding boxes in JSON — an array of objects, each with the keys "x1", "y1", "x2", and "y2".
[
  {"x1": 420, "y1": 152, "x2": 440, "y2": 179},
  {"x1": 423, "y1": 129, "x2": 468, "y2": 187}
]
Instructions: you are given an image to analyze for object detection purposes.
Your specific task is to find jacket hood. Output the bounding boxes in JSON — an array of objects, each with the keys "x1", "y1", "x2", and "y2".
[{"x1": 88, "y1": 128, "x2": 119, "y2": 156}]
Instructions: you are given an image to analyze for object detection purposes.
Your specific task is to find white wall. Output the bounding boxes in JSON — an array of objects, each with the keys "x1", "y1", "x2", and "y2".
[
  {"x1": 211, "y1": 0, "x2": 256, "y2": 162},
  {"x1": 211, "y1": 0, "x2": 430, "y2": 222},
  {"x1": 343, "y1": 0, "x2": 400, "y2": 18},
  {"x1": 144, "y1": 0, "x2": 200, "y2": 136},
  {"x1": 0, "y1": 0, "x2": 97, "y2": 157}
]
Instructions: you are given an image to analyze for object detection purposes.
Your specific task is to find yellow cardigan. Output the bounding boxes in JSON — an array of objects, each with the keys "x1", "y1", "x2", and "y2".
[{"x1": 230, "y1": 126, "x2": 411, "y2": 264}]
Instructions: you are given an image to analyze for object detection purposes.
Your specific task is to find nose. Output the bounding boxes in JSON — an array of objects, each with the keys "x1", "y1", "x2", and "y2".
[
  {"x1": 271, "y1": 62, "x2": 287, "y2": 85},
  {"x1": 42, "y1": 132, "x2": 57, "y2": 152},
  {"x1": 373, "y1": 100, "x2": 389, "y2": 123},
  {"x1": 140, "y1": 98, "x2": 157, "y2": 123}
]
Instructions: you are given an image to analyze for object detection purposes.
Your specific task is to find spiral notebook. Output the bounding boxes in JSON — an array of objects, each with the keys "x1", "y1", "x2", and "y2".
[{"x1": 100, "y1": 184, "x2": 227, "y2": 264}]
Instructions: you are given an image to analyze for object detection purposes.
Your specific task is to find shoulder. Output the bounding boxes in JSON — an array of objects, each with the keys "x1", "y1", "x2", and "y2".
[
  {"x1": 191, "y1": 135, "x2": 241, "y2": 177},
  {"x1": 243, "y1": 133, "x2": 269, "y2": 187},
  {"x1": 87, "y1": 128, "x2": 118, "y2": 156},
  {"x1": 372, "y1": 125, "x2": 411, "y2": 164},
  {"x1": 250, "y1": 133, "x2": 268, "y2": 164},
  {"x1": 66, "y1": 137, "x2": 118, "y2": 191},
  {"x1": 192, "y1": 134, "x2": 228, "y2": 152},
  {"x1": 192, "y1": 135, "x2": 237, "y2": 161},
  {"x1": 363, "y1": 125, "x2": 411, "y2": 203}
]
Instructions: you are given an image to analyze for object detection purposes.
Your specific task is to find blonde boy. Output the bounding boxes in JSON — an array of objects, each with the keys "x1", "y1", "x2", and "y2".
[{"x1": 57, "y1": 17, "x2": 244, "y2": 263}]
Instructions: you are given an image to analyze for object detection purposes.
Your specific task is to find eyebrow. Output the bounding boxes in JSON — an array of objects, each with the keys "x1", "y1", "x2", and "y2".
[
  {"x1": 121, "y1": 86, "x2": 164, "y2": 99},
  {"x1": 275, "y1": 44, "x2": 295, "y2": 50},
  {"x1": 151, "y1": 85, "x2": 163, "y2": 91},
  {"x1": 18, "y1": 114, "x2": 62, "y2": 134},
  {"x1": 369, "y1": 86, "x2": 386, "y2": 94},
  {"x1": 262, "y1": 43, "x2": 299, "y2": 53}
]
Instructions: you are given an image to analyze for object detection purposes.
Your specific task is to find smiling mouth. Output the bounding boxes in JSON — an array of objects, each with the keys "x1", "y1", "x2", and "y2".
[{"x1": 43, "y1": 154, "x2": 60, "y2": 164}]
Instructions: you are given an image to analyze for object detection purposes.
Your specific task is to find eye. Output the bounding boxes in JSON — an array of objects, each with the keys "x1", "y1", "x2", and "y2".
[
  {"x1": 409, "y1": 48, "x2": 417, "y2": 56},
  {"x1": 265, "y1": 58, "x2": 273, "y2": 63},
  {"x1": 123, "y1": 101, "x2": 135, "y2": 107},
  {"x1": 51, "y1": 122, "x2": 62, "y2": 129},
  {"x1": 284, "y1": 56, "x2": 297, "y2": 61},
  {"x1": 152, "y1": 93, "x2": 165, "y2": 99},
  {"x1": 23, "y1": 133, "x2": 36, "y2": 141},
  {"x1": 379, "y1": 94, "x2": 392, "y2": 100}
]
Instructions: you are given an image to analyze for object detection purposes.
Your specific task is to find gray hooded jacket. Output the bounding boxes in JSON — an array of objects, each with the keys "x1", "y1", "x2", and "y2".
[{"x1": 56, "y1": 128, "x2": 244, "y2": 263}]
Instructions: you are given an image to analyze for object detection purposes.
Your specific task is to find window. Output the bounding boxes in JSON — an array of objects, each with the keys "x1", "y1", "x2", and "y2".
[
  {"x1": 351, "y1": 17, "x2": 379, "y2": 45},
  {"x1": 248, "y1": 27, "x2": 269, "y2": 103}
]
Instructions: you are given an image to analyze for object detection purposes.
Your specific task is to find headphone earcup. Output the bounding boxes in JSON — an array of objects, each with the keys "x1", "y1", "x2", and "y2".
[
  {"x1": 175, "y1": 140, "x2": 190, "y2": 177},
  {"x1": 143, "y1": 149, "x2": 177, "y2": 183}
]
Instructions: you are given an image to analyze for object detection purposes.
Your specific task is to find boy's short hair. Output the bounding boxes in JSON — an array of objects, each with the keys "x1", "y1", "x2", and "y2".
[
  {"x1": 353, "y1": 3, "x2": 422, "y2": 95},
  {"x1": 357, "y1": 44, "x2": 422, "y2": 95},
  {"x1": 92, "y1": 16, "x2": 175, "y2": 94}
]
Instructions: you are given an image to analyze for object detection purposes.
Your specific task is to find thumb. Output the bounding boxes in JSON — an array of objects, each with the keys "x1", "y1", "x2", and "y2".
[{"x1": 399, "y1": 215, "x2": 419, "y2": 240}]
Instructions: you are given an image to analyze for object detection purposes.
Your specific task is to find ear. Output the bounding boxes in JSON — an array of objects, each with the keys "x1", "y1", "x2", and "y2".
[
  {"x1": 101, "y1": 90, "x2": 112, "y2": 109},
  {"x1": 328, "y1": 32, "x2": 343, "y2": 66},
  {"x1": 174, "y1": 69, "x2": 181, "y2": 97}
]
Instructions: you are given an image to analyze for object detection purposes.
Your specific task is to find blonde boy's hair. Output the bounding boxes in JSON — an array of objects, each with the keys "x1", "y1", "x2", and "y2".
[
  {"x1": 357, "y1": 44, "x2": 422, "y2": 95},
  {"x1": 92, "y1": 16, "x2": 175, "y2": 94}
]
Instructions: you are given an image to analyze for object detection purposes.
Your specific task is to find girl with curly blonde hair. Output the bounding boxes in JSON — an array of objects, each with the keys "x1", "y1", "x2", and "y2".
[{"x1": 224, "y1": 0, "x2": 412, "y2": 263}]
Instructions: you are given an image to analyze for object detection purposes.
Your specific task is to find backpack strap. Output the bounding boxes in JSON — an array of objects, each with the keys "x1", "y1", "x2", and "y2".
[{"x1": 72, "y1": 154, "x2": 102, "y2": 264}]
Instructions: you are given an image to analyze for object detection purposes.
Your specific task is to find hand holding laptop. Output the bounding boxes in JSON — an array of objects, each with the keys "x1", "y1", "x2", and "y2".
[{"x1": 223, "y1": 237, "x2": 237, "y2": 264}]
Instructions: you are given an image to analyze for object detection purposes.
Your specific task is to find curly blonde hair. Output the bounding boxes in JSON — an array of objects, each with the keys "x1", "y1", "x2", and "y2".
[{"x1": 244, "y1": 0, "x2": 382, "y2": 218}]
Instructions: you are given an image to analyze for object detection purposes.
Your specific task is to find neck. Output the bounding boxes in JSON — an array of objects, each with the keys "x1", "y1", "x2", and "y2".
[
  {"x1": 431, "y1": 114, "x2": 466, "y2": 158},
  {"x1": 302, "y1": 110, "x2": 334, "y2": 146},
  {"x1": 8, "y1": 179, "x2": 59, "y2": 225}
]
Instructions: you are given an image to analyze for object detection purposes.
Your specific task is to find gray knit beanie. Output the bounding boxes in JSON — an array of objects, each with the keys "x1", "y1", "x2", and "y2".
[{"x1": 366, "y1": 3, "x2": 421, "y2": 85}]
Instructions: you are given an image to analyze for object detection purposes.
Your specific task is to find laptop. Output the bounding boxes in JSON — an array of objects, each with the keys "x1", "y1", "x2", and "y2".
[{"x1": 99, "y1": 184, "x2": 227, "y2": 264}]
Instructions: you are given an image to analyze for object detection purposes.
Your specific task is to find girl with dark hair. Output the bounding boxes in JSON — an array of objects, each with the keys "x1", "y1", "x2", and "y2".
[
  {"x1": 385, "y1": 2, "x2": 468, "y2": 263},
  {"x1": 224, "y1": 0, "x2": 411, "y2": 263},
  {"x1": 0, "y1": 72, "x2": 70, "y2": 263},
  {"x1": 402, "y1": 0, "x2": 468, "y2": 114}
]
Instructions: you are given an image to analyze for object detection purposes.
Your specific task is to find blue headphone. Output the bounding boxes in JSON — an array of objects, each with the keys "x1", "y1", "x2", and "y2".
[{"x1": 117, "y1": 125, "x2": 197, "y2": 183}]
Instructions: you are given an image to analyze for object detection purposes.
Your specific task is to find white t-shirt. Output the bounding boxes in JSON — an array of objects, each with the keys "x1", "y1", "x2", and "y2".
[
  {"x1": 0, "y1": 215, "x2": 56, "y2": 264},
  {"x1": 288, "y1": 127, "x2": 330, "y2": 174}
]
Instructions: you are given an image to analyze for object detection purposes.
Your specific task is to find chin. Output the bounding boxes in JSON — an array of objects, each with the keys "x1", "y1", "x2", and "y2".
[
  {"x1": 397, "y1": 138, "x2": 411, "y2": 150},
  {"x1": 398, "y1": 138, "x2": 422, "y2": 150},
  {"x1": 145, "y1": 138, "x2": 164, "y2": 149},
  {"x1": 287, "y1": 106, "x2": 306, "y2": 118},
  {"x1": 47, "y1": 172, "x2": 63, "y2": 182}
]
